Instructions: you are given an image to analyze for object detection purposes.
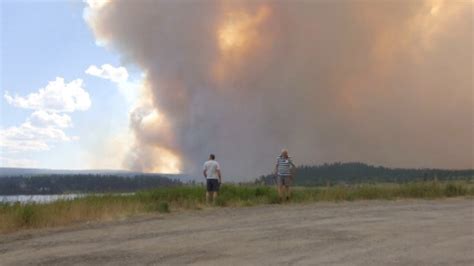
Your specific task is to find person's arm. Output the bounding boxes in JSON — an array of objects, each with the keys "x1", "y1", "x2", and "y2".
[
  {"x1": 290, "y1": 159, "x2": 296, "y2": 169},
  {"x1": 289, "y1": 159, "x2": 296, "y2": 178},
  {"x1": 274, "y1": 160, "x2": 279, "y2": 175},
  {"x1": 203, "y1": 164, "x2": 207, "y2": 179}
]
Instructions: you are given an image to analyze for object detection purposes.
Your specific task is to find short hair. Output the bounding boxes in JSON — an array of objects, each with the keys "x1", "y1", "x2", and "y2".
[{"x1": 210, "y1": 154, "x2": 215, "y2": 160}]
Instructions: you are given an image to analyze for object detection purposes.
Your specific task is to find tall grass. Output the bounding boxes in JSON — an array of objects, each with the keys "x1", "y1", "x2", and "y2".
[{"x1": 0, "y1": 181, "x2": 472, "y2": 234}]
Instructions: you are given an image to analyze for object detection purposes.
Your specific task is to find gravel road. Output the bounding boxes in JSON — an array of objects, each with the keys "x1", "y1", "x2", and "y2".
[{"x1": 0, "y1": 199, "x2": 473, "y2": 265}]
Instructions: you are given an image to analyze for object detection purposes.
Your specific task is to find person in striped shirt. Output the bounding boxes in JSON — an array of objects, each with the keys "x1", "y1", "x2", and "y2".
[{"x1": 274, "y1": 149, "x2": 296, "y2": 201}]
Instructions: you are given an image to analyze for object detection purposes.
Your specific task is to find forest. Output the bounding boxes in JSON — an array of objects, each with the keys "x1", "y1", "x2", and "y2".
[
  {"x1": 1, "y1": 162, "x2": 473, "y2": 195},
  {"x1": 0, "y1": 174, "x2": 182, "y2": 195},
  {"x1": 258, "y1": 162, "x2": 474, "y2": 186}
]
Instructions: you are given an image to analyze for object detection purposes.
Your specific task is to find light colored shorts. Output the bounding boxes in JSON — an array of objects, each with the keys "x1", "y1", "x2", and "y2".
[{"x1": 277, "y1": 175, "x2": 292, "y2": 187}]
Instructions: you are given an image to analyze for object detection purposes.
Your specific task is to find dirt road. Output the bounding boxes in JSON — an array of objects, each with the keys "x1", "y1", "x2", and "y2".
[{"x1": 1, "y1": 199, "x2": 473, "y2": 265}]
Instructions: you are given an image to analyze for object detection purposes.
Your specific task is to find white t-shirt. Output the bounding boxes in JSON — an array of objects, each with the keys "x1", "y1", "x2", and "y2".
[{"x1": 203, "y1": 160, "x2": 221, "y2": 179}]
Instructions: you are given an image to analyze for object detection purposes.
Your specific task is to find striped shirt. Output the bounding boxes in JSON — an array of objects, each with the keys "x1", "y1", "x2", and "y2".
[{"x1": 276, "y1": 156, "x2": 295, "y2": 176}]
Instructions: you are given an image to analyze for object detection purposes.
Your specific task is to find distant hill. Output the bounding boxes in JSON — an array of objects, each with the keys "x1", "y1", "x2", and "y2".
[
  {"x1": 0, "y1": 168, "x2": 201, "y2": 195},
  {"x1": 0, "y1": 167, "x2": 197, "y2": 182},
  {"x1": 258, "y1": 162, "x2": 474, "y2": 186},
  {"x1": 0, "y1": 167, "x2": 134, "y2": 177}
]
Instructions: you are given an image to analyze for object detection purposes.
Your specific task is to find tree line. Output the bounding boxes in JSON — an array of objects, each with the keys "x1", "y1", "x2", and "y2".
[
  {"x1": 0, "y1": 174, "x2": 182, "y2": 195},
  {"x1": 257, "y1": 162, "x2": 474, "y2": 186},
  {"x1": 2, "y1": 162, "x2": 472, "y2": 195}
]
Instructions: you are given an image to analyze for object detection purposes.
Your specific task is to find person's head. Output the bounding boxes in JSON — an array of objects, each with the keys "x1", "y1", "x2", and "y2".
[
  {"x1": 281, "y1": 149, "x2": 288, "y2": 158},
  {"x1": 209, "y1": 154, "x2": 215, "y2": 160}
]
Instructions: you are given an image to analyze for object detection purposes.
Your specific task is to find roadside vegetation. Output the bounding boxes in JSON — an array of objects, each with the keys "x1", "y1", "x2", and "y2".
[{"x1": 1, "y1": 181, "x2": 473, "y2": 234}]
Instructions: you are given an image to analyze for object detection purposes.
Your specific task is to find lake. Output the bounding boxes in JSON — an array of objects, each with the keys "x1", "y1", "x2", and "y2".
[
  {"x1": 0, "y1": 193, "x2": 136, "y2": 204},
  {"x1": 0, "y1": 194, "x2": 86, "y2": 204}
]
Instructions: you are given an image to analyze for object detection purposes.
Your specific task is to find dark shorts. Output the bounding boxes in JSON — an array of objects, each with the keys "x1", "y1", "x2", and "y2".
[
  {"x1": 277, "y1": 175, "x2": 292, "y2": 187},
  {"x1": 206, "y1": 179, "x2": 220, "y2": 192}
]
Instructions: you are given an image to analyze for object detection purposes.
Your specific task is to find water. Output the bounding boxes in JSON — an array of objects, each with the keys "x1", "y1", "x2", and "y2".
[
  {"x1": 0, "y1": 193, "x2": 135, "y2": 204},
  {"x1": 0, "y1": 194, "x2": 86, "y2": 204}
]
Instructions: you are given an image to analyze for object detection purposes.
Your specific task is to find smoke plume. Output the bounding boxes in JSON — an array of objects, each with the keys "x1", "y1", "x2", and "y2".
[{"x1": 85, "y1": 0, "x2": 473, "y2": 178}]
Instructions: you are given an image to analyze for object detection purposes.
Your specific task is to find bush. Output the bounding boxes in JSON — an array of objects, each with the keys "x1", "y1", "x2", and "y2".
[
  {"x1": 214, "y1": 197, "x2": 227, "y2": 207},
  {"x1": 17, "y1": 204, "x2": 38, "y2": 227},
  {"x1": 157, "y1": 202, "x2": 170, "y2": 213},
  {"x1": 444, "y1": 183, "x2": 467, "y2": 197},
  {"x1": 267, "y1": 193, "x2": 282, "y2": 204}
]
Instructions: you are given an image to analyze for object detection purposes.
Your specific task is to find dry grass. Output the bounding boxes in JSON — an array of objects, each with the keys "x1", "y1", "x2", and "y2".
[{"x1": 1, "y1": 181, "x2": 472, "y2": 234}]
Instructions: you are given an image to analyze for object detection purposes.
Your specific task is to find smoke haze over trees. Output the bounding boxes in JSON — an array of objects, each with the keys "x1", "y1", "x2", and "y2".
[
  {"x1": 258, "y1": 162, "x2": 474, "y2": 186},
  {"x1": 85, "y1": 1, "x2": 473, "y2": 178}
]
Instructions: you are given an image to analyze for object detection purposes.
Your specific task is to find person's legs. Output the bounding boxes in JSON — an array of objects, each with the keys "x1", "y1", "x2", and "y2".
[
  {"x1": 207, "y1": 179, "x2": 219, "y2": 204},
  {"x1": 281, "y1": 185, "x2": 288, "y2": 201},
  {"x1": 278, "y1": 185, "x2": 284, "y2": 199},
  {"x1": 213, "y1": 179, "x2": 221, "y2": 204},
  {"x1": 285, "y1": 185, "x2": 291, "y2": 200},
  {"x1": 277, "y1": 175, "x2": 285, "y2": 200},
  {"x1": 279, "y1": 176, "x2": 289, "y2": 201},
  {"x1": 286, "y1": 176, "x2": 292, "y2": 200},
  {"x1": 206, "y1": 179, "x2": 212, "y2": 204}
]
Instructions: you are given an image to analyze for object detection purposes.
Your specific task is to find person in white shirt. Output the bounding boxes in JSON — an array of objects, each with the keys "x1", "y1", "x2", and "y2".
[{"x1": 203, "y1": 154, "x2": 222, "y2": 204}]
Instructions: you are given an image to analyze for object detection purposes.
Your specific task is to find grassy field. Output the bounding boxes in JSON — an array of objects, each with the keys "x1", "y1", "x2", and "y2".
[{"x1": 1, "y1": 181, "x2": 473, "y2": 234}]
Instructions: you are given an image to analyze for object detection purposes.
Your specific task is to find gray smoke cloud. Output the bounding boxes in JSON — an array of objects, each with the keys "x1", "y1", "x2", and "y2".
[{"x1": 86, "y1": 0, "x2": 473, "y2": 178}]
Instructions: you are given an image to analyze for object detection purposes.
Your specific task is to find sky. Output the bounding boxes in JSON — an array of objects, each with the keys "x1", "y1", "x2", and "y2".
[
  {"x1": 0, "y1": 0, "x2": 472, "y2": 178},
  {"x1": 1, "y1": 0, "x2": 141, "y2": 170}
]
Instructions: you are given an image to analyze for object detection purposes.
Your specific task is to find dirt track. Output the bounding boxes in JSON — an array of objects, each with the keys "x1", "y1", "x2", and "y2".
[{"x1": 0, "y1": 199, "x2": 473, "y2": 265}]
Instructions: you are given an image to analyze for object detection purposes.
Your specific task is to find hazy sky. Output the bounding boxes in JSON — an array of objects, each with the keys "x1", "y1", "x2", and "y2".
[{"x1": 1, "y1": 0, "x2": 472, "y2": 179}]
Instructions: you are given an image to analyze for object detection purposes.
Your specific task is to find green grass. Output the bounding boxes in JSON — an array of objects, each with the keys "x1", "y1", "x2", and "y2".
[{"x1": 1, "y1": 181, "x2": 473, "y2": 234}]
